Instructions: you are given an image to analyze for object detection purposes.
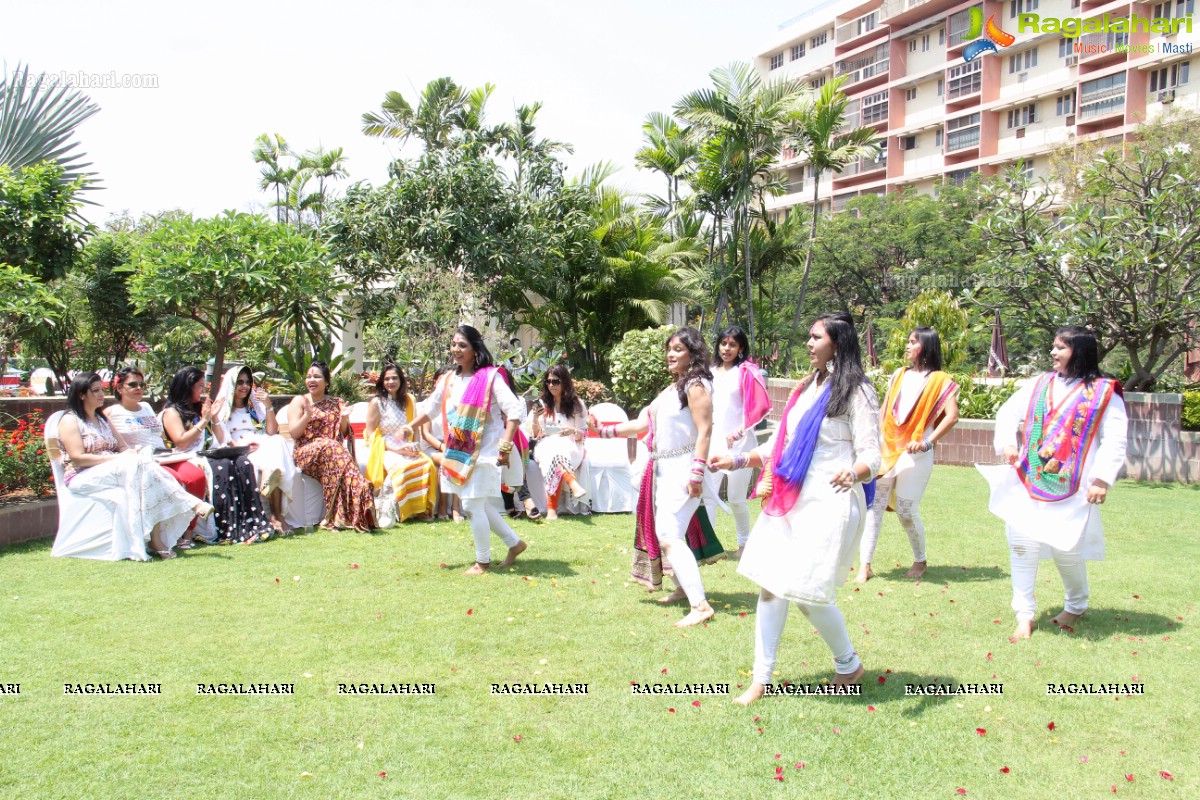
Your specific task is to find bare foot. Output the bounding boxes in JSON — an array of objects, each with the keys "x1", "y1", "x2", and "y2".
[
  {"x1": 831, "y1": 663, "x2": 865, "y2": 686},
  {"x1": 497, "y1": 540, "x2": 527, "y2": 567},
  {"x1": 854, "y1": 563, "x2": 873, "y2": 584},
  {"x1": 1050, "y1": 609, "x2": 1084, "y2": 627},
  {"x1": 1012, "y1": 619, "x2": 1034, "y2": 639},
  {"x1": 545, "y1": 509, "x2": 558, "y2": 521},
  {"x1": 464, "y1": 562, "x2": 490, "y2": 575},
  {"x1": 568, "y1": 480, "x2": 588, "y2": 500},
  {"x1": 728, "y1": 546, "x2": 744, "y2": 561},
  {"x1": 733, "y1": 682, "x2": 766, "y2": 706},
  {"x1": 674, "y1": 603, "x2": 715, "y2": 628},
  {"x1": 904, "y1": 561, "x2": 927, "y2": 579},
  {"x1": 656, "y1": 587, "x2": 687, "y2": 604}
]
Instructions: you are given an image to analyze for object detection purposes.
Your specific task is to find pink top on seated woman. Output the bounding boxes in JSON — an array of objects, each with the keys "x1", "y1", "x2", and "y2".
[{"x1": 57, "y1": 372, "x2": 211, "y2": 560}]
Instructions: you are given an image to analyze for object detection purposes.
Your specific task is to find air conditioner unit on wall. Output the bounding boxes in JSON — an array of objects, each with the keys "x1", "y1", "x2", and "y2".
[
  {"x1": 899, "y1": 135, "x2": 917, "y2": 150},
  {"x1": 1065, "y1": 56, "x2": 1078, "y2": 67},
  {"x1": 1159, "y1": 89, "x2": 1176, "y2": 103},
  {"x1": 1016, "y1": 127, "x2": 1026, "y2": 139},
  {"x1": 1066, "y1": 114, "x2": 1076, "y2": 126},
  {"x1": 1018, "y1": 71, "x2": 1029, "y2": 83}
]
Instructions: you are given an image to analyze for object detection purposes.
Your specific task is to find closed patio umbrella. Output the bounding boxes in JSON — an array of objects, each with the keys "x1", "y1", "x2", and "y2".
[{"x1": 987, "y1": 309, "x2": 1010, "y2": 377}]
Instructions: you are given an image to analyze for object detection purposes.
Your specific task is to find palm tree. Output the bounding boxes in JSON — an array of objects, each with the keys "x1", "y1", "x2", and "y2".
[
  {"x1": 675, "y1": 63, "x2": 808, "y2": 346},
  {"x1": 0, "y1": 63, "x2": 100, "y2": 189},
  {"x1": 298, "y1": 145, "x2": 348, "y2": 225},
  {"x1": 784, "y1": 76, "x2": 880, "y2": 368},
  {"x1": 634, "y1": 112, "x2": 698, "y2": 234},
  {"x1": 495, "y1": 102, "x2": 571, "y2": 194},
  {"x1": 362, "y1": 78, "x2": 499, "y2": 155},
  {"x1": 251, "y1": 133, "x2": 292, "y2": 224}
]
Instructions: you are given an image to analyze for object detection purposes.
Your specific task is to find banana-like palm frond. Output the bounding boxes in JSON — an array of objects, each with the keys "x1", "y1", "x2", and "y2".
[{"x1": 0, "y1": 63, "x2": 100, "y2": 189}]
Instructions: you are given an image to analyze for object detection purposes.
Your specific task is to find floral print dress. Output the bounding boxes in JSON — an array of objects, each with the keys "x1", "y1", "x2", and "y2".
[{"x1": 293, "y1": 396, "x2": 376, "y2": 530}]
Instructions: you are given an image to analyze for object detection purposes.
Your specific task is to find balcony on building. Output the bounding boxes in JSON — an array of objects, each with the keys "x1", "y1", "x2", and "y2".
[
  {"x1": 944, "y1": 111, "x2": 981, "y2": 163},
  {"x1": 836, "y1": 8, "x2": 888, "y2": 52},
  {"x1": 1076, "y1": 71, "x2": 1128, "y2": 132},
  {"x1": 836, "y1": 42, "x2": 892, "y2": 92},
  {"x1": 836, "y1": 149, "x2": 889, "y2": 185},
  {"x1": 945, "y1": 58, "x2": 983, "y2": 110},
  {"x1": 880, "y1": 0, "x2": 961, "y2": 25},
  {"x1": 946, "y1": 5, "x2": 983, "y2": 56},
  {"x1": 1076, "y1": 30, "x2": 1130, "y2": 70}
]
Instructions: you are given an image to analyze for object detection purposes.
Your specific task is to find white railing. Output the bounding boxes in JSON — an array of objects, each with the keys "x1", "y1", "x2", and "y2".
[{"x1": 836, "y1": 11, "x2": 879, "y2": 45}]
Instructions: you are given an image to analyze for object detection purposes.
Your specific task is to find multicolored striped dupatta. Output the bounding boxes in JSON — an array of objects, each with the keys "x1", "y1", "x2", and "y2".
[
  {"x1": 878, "y1": 368, "x2": 957, "y2": 477},
  {"x1": 440, "y1": 366, "x2": 498, "y2": 488},
  {"x1": 1017, "y1": 372, "x2": 1116, "y2": 502}
]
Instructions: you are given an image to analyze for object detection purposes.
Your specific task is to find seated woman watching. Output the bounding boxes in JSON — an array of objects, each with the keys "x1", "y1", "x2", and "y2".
[
  {"x1": 57, "y1": 372, "x2": 212, "y2": 560},
  {"x1": 364, "y1": 362, "x2": 438, "y2": 524},
  {"x1": 105, "y1": 366, "x2": 208, "y2": 548},
  {"x1": 161, "y1": 366, "x2": 275, "y2": 544},
  {"x1": 213, "y1": 366, "x2": 294, "y2": 534}
]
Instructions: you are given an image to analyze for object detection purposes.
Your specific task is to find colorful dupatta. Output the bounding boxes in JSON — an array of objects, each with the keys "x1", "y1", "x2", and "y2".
[
  {"x1": 757, "y1": 376, "x2": 827, "y2": 517},
  {"x1": 1017, "y1": 372, "x2": 1117, "y2": 502},
  {"x1": 440, "y1": 366, "x2": 498, "y2": 488},
  {"x1": 631, "y1": 415, "x2": 724, "y2": 589},
  {"x1": 739, "y1": 361, "x2": 771, "y2": 430},
  {"x1": 878, "y1": 368, "x2": 957, "y2": 477}
]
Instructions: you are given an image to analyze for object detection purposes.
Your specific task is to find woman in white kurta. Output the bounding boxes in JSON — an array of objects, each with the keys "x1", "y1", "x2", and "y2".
[
  {"x1": 977, "y1": 326, "x2": 1127, "y2": 640},
  {"x1": 531, "y1": 364, "x2": 589, "y2": 520},
  {"x1": 589, "y1": 327, "x2": 722, "y2": 628},
  {"x1": 213, "y1": 365, "x2": 294, "y2": 534},
  {"x1": 405, "y1": 325, "x2": 528, "y2": 574},
  {"x1": 364, "y1": 363, "x2": 438, "y2": 525},
  {"x1": 857, "y1": 327, "x2": 959, "y2": 582},
  {"x1": 711, "y1": 312, "x2": 881, "y2": 705},
  {"x1": 704, "y1": 325, "x2": 770, "y2": 557}
]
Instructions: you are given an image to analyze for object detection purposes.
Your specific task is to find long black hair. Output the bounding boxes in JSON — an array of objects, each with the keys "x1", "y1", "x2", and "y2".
[
  {"x1": 666, "y1": 327, "x2": 713, "y2": 408},
  {"x1": 910, "y1": 327, "x2": 944, "y2": 372},
  {"x1": 374, "y1": 362, "x2": 409, "y2": 406},
  {"x1": 165, "y1": 366, "x2": 205, "y2": 422},
  {"x1": 714, "y1": 325, "x2": 750, "y2": 367},
  {"x1": 67, "y1": 372, "x2": 104, "y2": 421},
  {"x1": 1054, "y1": 325, "x2": 1103, "y2": 383},
  {"x1": 539, "y1": 364, "x2": 582, "y2": 418},
  {"x1": 454, "y1": 324, "x2": 494, "y2": 371},
  {"x1": 815, "y1": 311, "x2": 869, "y2": 418},
  {"x1": 111, "y1": 366, "x2": 145, "y2": 403}
]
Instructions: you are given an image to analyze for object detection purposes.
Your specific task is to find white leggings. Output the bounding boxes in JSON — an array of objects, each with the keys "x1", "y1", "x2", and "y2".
[
  {"x1": 462, "y1": 497, "x2": 521, "y2": 564},
  {"x1": 1007, "y1": 528, "x2": 1089, "y2": 622},
  {"x1": 658, "y1": 496, "x2": 706, "y2": 607},
  {"x1": 703, "y1": 468, "x2": 753, "y2": 547},
  {"x1": 860, "y1": 449, "x2": 934, "y2": 564},
  {"x1": 751, "y1": 590, "x2": 859, "y2": 685}
]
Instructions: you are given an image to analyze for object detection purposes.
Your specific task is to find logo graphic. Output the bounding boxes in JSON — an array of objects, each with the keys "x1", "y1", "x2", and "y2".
[{"x1": 961, "y1": 8, "x2": 1016, "y2": 62}]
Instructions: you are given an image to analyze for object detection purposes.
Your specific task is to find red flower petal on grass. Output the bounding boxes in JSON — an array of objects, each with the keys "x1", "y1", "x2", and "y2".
[
  {"x1": 878, "y1": 676, "x2": 886, "y2": 684},
  {"x1": 1159, "y1": 771, "x2": 1173, "y2": 781},
  {"x1": 757, "y1": 727, "x2": 764, "y2": 734},
  {"x1": 1124, "y1": 774, "x2": 1134, "y2": 782},
  {"x1": 740, "y1": 612, "x2": 747, "y2": 618},
  {"x1": 976, "y1": 728, "x2": 987, "y2": 736},
  {"x1": 1000, "y1": 766, "x2": 1010, "y2": 774},
  {"x1": 378, "y1": 771, "x2": 387, "y2": 778},
  {"x1": 350, "y1": 563, "x2": 359, "y2": 569},
  {"x1": 1047, "y1": 721, "x2": 1056, "y2": 731},
  {"x1": 774, "y1": 766, "x2": 785, "y2": 782},
  {"x1": 661, "y1": 668, "x2": 668, "y2": 674},
  {"x1": 956, "y1": 789, "x2": 967, "y2": 795},
  {"x1": 439, "y1": 562, "x2": 447, "y2": 567},
  {"x1": 868, "y1": 706, "x2": 876, "y2": 712},
  {"x1": 1111, "y1": 786, "x2": 1117, "y2": 794},
  {"x1": 513, "y1": 735, "x2": 522, "y2": 742},
  {"x1": 774, "y1": 753, "x2": 782, "y2": 759},
  {"x1": 986, "y1": 652, "x2": 993, "y2": 661},
  {"x1": 1132, "y1": 595, "x2": 1140, "y2": 599},
  {"x1": 692, "y1": 700, "x2": 701, "y2": 707},
  {"x1": 795, "y1": 762, "x2": 807, "y2": 769},
  {"x1": 753, "y1": 716, "x2": 761, "y2": 722},
  {"x1": 275, "y1": 578, "x2": 280, "y2": 583}
]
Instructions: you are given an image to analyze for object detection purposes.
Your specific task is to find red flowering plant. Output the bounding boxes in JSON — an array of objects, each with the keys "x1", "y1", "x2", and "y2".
[{"x1": 0, "y1": 411, "x2": 53, "y2": 497}]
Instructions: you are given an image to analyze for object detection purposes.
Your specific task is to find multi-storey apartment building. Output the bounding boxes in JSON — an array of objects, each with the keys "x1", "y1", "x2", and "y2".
[{"x1": 756, "y1": 0, "x2": 1198, "y2": 217}]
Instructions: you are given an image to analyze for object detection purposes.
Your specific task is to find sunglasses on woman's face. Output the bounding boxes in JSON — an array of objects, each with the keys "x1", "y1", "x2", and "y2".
[
  {"x1": 235, "y1": 379, "x2": 253, "y2": 387},
  {"x1": 546, "y1": 378, "x2": 562, "y2": 386},
  {"x1": 123, "y1": 381, "x2": 144, "y2": 390}
]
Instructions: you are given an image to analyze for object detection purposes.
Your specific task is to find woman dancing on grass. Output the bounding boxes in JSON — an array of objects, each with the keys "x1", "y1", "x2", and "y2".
[
  {"x1": 710, "y1": 312, "x2": 880, "y2": 704},
  {"x1": 591, "y1": 327, "x2": 723, "y2": 628}
]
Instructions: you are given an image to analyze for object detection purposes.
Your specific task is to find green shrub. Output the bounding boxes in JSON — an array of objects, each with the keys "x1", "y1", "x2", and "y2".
[
  {"x1": 330, "y1": 370, "x2": 367, "y2": 405},
  {"x1": 608, "y1": 326, "x2": 672, "y2": 414},
  {"x1": 952, "y1": 373, "x2": 1019, "y2": 420},
  {"x1": 1182, "y1": 392, "x2": 1200, "y2": 432}
]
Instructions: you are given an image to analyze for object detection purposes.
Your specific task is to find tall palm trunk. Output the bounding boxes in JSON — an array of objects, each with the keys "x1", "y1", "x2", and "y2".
[{"x1": 783, "y1": 172, "x2": 823, "y2": 371}]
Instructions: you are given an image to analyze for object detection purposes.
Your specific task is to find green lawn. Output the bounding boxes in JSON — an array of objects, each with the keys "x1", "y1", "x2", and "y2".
[{"x1": 0, "y1": 466, "x2": 1197, "y2": 799}]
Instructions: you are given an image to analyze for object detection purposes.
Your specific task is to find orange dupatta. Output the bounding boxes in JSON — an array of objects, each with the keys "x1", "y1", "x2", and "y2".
[{"x1": 879, "y1": 368, "x2": 957, "y2": 477}]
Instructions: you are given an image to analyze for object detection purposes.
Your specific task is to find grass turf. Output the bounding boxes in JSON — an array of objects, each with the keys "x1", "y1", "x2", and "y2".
[{"x1": 0, "y1": 466, "x2": 1197, "y2": 798}]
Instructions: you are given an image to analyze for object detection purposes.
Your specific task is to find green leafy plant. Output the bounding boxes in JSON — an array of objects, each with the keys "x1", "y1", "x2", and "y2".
[
  {"x1": 608, "y1": 325, "x2": 672, "y2": 414},
  {"x1": 329, "y1": 370, "x2": 367, "y2": 405},
  {"x1": 951, "y1": 373, "x2": 1019, "y2": 420},
  {"x1": 271, "y1": 340, "x2": 355, "y2": 394},
  {"x1": 1182, "y1": 392, "x2": 1200, "y2": 432}
]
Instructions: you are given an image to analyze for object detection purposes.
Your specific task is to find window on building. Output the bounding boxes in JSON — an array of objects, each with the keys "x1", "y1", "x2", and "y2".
[
  {"x1": 935, "y1": 127, "x2": 944, "y2": 147},
  {"x1": 947, "y1": 112, "x2": 981, "y2": 150},
  {"x1": 947, "y1": 168, "x2": 978, "y2": 187},
  {"x1": 858, "y1": 14, "x2": 877, "y2": 35},
  {"x1": 1006, "y1": 103, "x2": 1037, "y2": 128},
  {"x1": 1155, "y1": 0, "x2": 1195, "y2": 17},
  {"x1": 862, "y1": 90, "x2": 890, "y2": 124},
  {"x1": 811, "y1": 31, "x2": 828, "y2": 48},
  {"x1": 1079, "y1": 72, "x2": 1127, "y2": 119},
  {"x1": 1056, "y1": 92, "x2": 1076, "y2": 115},
  {"x1": 770, "y1": 53, "x2": 784, "y2": 70},
  {"x1": 1151, "y1": 61, "x2": 1190, "y2": 92},
  {"x1": 922, "y1": 34, "x2": 931, "y2": 52},
  {"x1": 906, "y1": 87, "x2": 918, "y2": 101},
  {"x1": 939, "y1": 27, "x2": 946, "y2": 45},
  {"x1": 791, "y1": 43, "x2": 805, "y2": 60},
  {"x1": 1010, "y1": 0, "x2": 1039, "y2": 17},
  {"x1": 1009, "y1": 47, "x2": 1038, "y2": 74},
  {"x1": 948, "y1": 59, "x2": 982, "y2": 99},
  {"x1": 812, "y1": 76, "x2": 827, "y2": 89},
  {"x1": 1058, "y1": 37, "x2": 1075, "y2": 58},
  {"x1": 909, "y1": 38, "x2": 918, "y2": 52},
  {"x1": 937, "y1": 78, "x2": 945, "y2": 96},
  {"x1": 1021, "y1": 160, "x2": 1035, "y2": 179}
]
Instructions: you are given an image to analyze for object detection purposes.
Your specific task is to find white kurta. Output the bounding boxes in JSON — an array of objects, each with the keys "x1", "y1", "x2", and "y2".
[
  {"x1": 648, "y1": 380, "x2": 715, "y2": 518},
  {"x1": 420, "y1": 370, "x2": 526, "y2": 501},
  {"x1": 738, "y1": 379, "x2": 882, "y2": 604},
  {"x1": 220, "y1": 407, "x2": 296, "y2": 499},
  {"x1": 977, "y1": 374, "x2": 1127, "y2": 559}
]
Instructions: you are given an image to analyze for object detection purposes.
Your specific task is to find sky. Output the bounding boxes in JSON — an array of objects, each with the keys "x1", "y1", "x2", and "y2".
[{"x1": 6, "y1": 0, "x2": 806, "y2": 226}]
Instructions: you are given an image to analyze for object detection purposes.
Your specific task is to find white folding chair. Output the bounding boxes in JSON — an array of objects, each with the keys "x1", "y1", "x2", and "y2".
[
  {"x1": 276, "y1": 403, "x2": 326, "y2": 529},
  {"x1": 585, "y1": 402, "x2": 635, "y2": 513},
  {"x1": 45, "y1": 410, "x2": 132, "y2": 560}
]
